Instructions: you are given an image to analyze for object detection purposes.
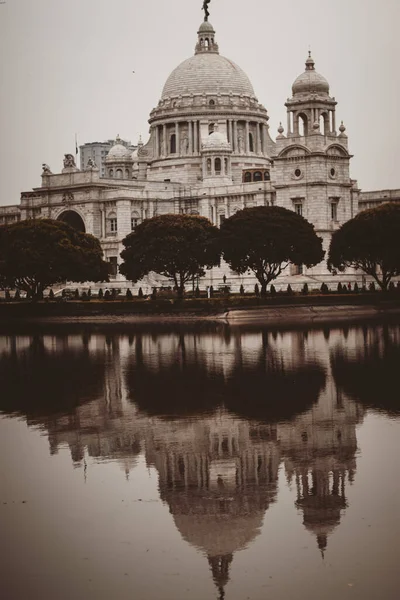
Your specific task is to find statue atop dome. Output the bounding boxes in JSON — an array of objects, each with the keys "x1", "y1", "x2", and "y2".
[{"x1": 202, "y1": 0, "x2": 211, "y2": 21}]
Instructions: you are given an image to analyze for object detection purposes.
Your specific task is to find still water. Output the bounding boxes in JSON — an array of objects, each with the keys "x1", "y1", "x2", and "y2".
[{"x1": 1, "y1": 324, "x2": 399, "y2": 600}]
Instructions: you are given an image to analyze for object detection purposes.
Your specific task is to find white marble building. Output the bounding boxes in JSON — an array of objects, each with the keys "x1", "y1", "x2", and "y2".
[{"x1": 1, "y1": 17, "x2": 399, "y2": 291}]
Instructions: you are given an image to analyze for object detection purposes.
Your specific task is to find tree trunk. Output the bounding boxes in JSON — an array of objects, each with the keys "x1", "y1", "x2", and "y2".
[{"x1": 260, "y1": 282, "x2": 267, "y2": 297}]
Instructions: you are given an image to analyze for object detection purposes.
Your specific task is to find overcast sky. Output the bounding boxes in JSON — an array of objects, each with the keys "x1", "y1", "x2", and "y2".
[{"x1": 0, "y1": 0, "x2": 399, "y2": 205}]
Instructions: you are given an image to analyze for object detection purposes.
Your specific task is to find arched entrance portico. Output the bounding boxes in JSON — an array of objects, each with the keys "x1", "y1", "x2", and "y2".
[{"x1": 57, "y1": 210, "x2": 86, "y2": 233}]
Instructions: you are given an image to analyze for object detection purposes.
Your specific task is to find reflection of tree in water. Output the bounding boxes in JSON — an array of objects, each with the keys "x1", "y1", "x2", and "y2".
[
  {"x1": 0, "y1": 335, "x2": 106, "y2": 419},
  {"x1": 330, "y1": 325, "x2": 400, "y2": 415},
  {"x1": 126, "y1": 331, "x2": 326, "y2": 422}
]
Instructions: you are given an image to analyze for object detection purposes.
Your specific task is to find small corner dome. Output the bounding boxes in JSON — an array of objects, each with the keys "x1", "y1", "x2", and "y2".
[
  {"x1": 106, "y1": 139, "x2": 132, "y2": 162},
  {"x1": 202, "y1": 130, "x2": 231, "y2": 151},
  {"x1": 292, "y1": 54, "x2": 330, "y2": 96}
]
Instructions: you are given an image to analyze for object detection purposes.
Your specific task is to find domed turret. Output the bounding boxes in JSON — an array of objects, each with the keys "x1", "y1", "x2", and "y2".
[
  {"x1": 284, "y1": 53, "x2": 338, "y2": 138},
  {"x1": 105, "y1": 135, "x2": 133, "y2": 179},
  {"x1": 201, "y1": 125, "x2": 232, "y2": 183}
]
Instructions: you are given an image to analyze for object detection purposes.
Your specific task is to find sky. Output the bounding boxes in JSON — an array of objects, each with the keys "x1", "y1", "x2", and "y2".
[{"x1": 0, "y1": 0, "x2": 399, "y2": 206}]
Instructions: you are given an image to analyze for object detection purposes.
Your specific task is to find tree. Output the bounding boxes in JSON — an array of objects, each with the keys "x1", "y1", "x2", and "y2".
[
  {"x1": 327, "y1": 202, "x2": 400, "y2": 290},
  {"x1": 220, "y1": 206, "x2": 324, "y2": 296},
  {"x1": 0, "y1": 219, "x2": 109, "y2": 300},
  {"x1": 119, "y1": 214, "x2": 220, "y2": 299}
]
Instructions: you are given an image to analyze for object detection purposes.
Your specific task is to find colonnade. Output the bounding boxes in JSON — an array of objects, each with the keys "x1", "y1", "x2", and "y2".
[{"x1": 153, "y1": 119, "x2": 269, "y2": 158}]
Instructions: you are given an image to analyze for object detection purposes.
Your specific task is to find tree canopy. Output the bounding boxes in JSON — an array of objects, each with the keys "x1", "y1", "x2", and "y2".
[
  {"x1": 0, "y1": 218, "x2": 109, "y2": 299},
  {"x1": 119, "y1": 214, "x2": 220, "y2": 297},
  {"x1": 220, "y1": 206, "x2": 324, "y2": 295},
  {"x1": 327, "y1": 202, "x2": 400, "y2": 290}
]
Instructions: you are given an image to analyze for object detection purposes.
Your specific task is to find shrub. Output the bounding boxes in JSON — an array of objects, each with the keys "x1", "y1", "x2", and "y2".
[
  {"x1": 138, "y1": 287, "x2": 143, "y2": 298},
  {"x1": 151, "y1": 287, "x2": 157, "y2": 299},
  {"x1": 302, "y1": 283, "x2": 309, "y2": 295},
  {"x1": 337, "y1": 282, "x2": 342, "y2": 293},
  {"x1": 81, "y1": 291, "x2": 88, "y2": 301},
  {"x1": 126, "y1": 288, "x2": 133, "y2": 299},
  {"x1": 104, "y1": 290, "x2": 110, "y2": 300},
  {"x1": 354, "y1": 282, "x2": 359, "y2": 293},
  {"x1": 195, "y1": 285, "x2": 200, "y2": 298},
  {"x1": 254, "y1": 283, "x2": 260, "y2": 296},
  {"x1": 111, "y1": 288, "x2": 117, "y2": 300},
  {"x1": 239, "y1": 284, "x2": 244, "y2": 295},
  {"x1": 388, "y1": 281, "x2": 395, "y2": 293},
  {"x1": 209, "y1": 285, "x2": 214, "y2": 298},
  {"x1": 98, "y1": 288, "x2": 103, "y2": 299},
  {"x1": 320, "y1": 282, "x2": 328, "y2": 294},
  {"x1": 49, "y1": 289, "x2": 55, "y2": 300},
  {"x1": 74, "y1": 289, "x2": 80, "y2": 299},
  {"x1": 368, "y1": 282, "x2": 376, "y2": 292},
  {"x1": 286, "y1": 284, "x2": 293, "y2": 296},
  {"x1": 270, "y1": 284, "x2": 276, "y2": 296},
  {"x1": 14, "y1": 289, "x2": 21, "y2": 301}
]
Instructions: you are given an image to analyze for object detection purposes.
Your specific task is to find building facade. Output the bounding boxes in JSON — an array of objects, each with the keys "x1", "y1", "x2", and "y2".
[{"x1": 1, "y1": 16, "x2": 398, "y2": 291}]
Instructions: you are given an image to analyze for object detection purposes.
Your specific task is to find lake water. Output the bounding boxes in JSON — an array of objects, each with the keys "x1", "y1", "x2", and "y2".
[{"x1": 1, "y1": 323, "x2": 400, "y2": 600}]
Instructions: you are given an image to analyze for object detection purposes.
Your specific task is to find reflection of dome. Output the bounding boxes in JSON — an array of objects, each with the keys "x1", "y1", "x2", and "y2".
[
  {"x1": 173, "y1": 512, "x2": 263, "y2": 557},
  {"x1": 162, "y1": 53, "x2": 255, "y2": 99},
  {"x1": 202, "y1": 130, "x2": 231, "y2": 151},
  {"x1": 292, "y1": 54, "x2": 329, "y2": 96}
]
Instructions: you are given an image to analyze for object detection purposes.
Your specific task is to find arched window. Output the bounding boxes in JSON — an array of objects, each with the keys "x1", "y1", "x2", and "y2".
[
  {"x1": 170, "y1": 134, "x2": 176, "y2": 154},
  {"x1": 209, "y1": 99, "x2": 215, "y2": 107},
  {"x1": 208, "y1": 123, "x2": 215, "y2": 134},
  {"x1": 244, "y1": 171, "x2": 252, "y2": 183},
  {"x1": 116, "y1": 169, "x2": 123, "y2": 179},
  {"x1": 298, "y1": 113, "x2": 308, "y2": 136},
  {"x1": 264, "y1": 171, "x2": 270, "y2": 181},
  {"x1": 125, "y1": 169, "x2": 130, "y2": 178},
  {"x1": 320, "y1": 112, "x2": 329, "y2": 135},
  {"x1": 253, "y1": 171, "x2": 262, "y2": 182},
  {"x1": 204, "y1": 38, "x2": 209, "y2": 48},
  {"x1": 249, "y1": 132, "x2": 254, "y2": 152},
  {"x1": 207, "y1": 158, "x2": 212, "y2": 174},
  {"x1": 215, "y1": 157, "x2": 221, "y2": 174},
  {"x1": 109, "y1": 169, "x2": 114, "y2": 178}
]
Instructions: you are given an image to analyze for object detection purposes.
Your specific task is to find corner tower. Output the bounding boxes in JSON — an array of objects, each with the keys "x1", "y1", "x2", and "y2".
[{"x1": 272, "y1": 54, "x2": 356, "y2": 278}]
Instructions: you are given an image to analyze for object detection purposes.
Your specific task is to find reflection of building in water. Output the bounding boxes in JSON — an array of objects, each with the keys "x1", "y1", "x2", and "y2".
[
  {"x1": 45, "y1": 335, "x2": 144, "y2": 475},
  {"x1": 145, "y1": 412, "x2": 280, "y2": 598},
  {"x1": 278, "y1": 332, "x2": 365, "y2": 555},
  {"x1": 12, "y1": 328, "x2": 368, "y2": 592}
]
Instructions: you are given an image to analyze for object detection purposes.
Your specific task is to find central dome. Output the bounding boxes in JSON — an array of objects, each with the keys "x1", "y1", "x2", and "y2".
[
  {"x1": 161, "y1": 53, "x2": 255, "y2": 99},
  {"x1": 161, "y1": 21, "x2": 255, "y2": 100}
]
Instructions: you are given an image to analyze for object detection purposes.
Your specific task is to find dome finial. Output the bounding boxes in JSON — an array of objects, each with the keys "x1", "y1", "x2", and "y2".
[{"x1": 306, "y1": 50, "x2": 315, "y2": 71}]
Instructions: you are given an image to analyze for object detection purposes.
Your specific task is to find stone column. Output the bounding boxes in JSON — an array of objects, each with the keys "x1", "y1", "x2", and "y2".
[
  {"x1": 163, "y1": 124, "x2": 167, "y2": 156},
  {"x1": 188, "y1": 121, "x2": 193, "y2": 154},
  {"x1": 257, "y1": 123, "x2": 262, "y2": 154},
  {"x1": 332, "y1": 110, "x2": 336, "y2": 134},
  {"x1": 175, "y1": 122, "x2": 180, "y2": 156},
  {"x1": 194, "y1": 120, "x2": 198, "y2": 154},
  {"x1": 287, "y1": 112, "x2": 291, "y2": 135},
  {"x1": 224, "y1": 197, "x2": 229, "y2": 218},
  {"x1": 233, "y1": 120, "x2": 238, "y2": 153},
  {"x1": 155, "y1": 126, "x2": 159, "y2": 158},
  {"x1": 245, "y1": 121, "x2": 250, "y2": 153}
]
